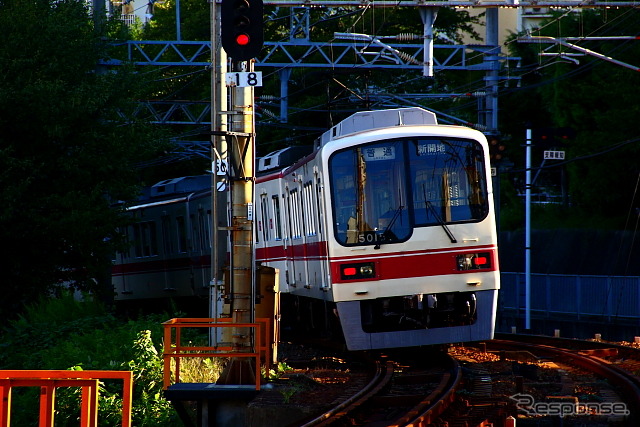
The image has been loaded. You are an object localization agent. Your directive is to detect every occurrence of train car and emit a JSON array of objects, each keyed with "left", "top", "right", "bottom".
[
  {"left": 112, "top": 107, "right": 500, "bottom": 350},
  {"left": 111, "top": 176, "right": 213, "bottom": 313}
]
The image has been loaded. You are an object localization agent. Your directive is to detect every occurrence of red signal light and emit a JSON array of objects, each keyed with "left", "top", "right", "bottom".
[
  {"left": 236, "top": 33, "right": 250, "bottom": 46},
  {"left": 221, "top": 0, "right": 264, "bottom": 61}
]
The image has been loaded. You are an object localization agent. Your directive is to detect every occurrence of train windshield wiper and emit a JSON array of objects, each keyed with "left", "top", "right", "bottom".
[
  {"left": 425, "top": 200, "right": 457, "bottom": 243},
  {"left": 375, "top": 205, "right": 404, "bottom": 249}
]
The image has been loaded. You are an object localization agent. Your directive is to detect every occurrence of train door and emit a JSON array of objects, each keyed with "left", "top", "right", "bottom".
[
  {"left": 313, "top": 168, "right": 330, "bottom": 289},
  {"left": 259, "top": 192, "right": 270, "bottom": 260},
  {"left": 302, "top": 178, "right": 316, "bottom": 288},
  {"left": 284, "top": 184, "right": 298, "bottom": 288}
]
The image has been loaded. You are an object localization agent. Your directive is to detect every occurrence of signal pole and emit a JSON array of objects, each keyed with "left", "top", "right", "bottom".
[{"left": 216, "top": 0, "right": 263, "bottom": 386}]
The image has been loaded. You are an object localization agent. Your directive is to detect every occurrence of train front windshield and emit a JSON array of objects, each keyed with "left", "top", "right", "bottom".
[{"left": 330, "top": 137, "right": 488, "bottom": 246}]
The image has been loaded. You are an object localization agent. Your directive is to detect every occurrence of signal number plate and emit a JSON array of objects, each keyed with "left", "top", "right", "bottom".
[{"left": 225, "top": 72, "right": 263, "bottom": 87}]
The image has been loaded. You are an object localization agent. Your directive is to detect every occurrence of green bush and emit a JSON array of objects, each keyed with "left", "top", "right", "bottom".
[{"left": 0, "top": 294, "right": 182, "bottom": 426}]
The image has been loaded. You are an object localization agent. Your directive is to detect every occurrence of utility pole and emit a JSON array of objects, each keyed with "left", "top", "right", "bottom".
[
  {"left": 210, "top": 0, "right": 229, "bottom": 341},
  {"left": 525, "top": 128, "right": 532, "bottom": 331}
]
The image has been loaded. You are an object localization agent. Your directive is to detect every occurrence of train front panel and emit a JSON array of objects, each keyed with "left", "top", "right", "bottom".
[{"left": 320, "top": 123, "right": 500, "bottom": 350}]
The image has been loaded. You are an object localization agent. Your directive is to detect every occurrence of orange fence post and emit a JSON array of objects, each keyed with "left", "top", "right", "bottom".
[
  {"left": 79, "top": 381, "right": 99, "bottom": 427},
  {"left": 0, "top": 371, "right": 133, "bottom": 427},
  {"left": 39, "top": 384, "right": 55, "bottom": 427},
  {"left": 0, "top": 379, "right": 11, "bottom": 427},
  {"left": 162, "top": 318, "right": 273, "bottom": 391}
]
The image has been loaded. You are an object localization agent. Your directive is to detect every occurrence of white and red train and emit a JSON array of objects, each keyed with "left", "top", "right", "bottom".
[{"left": 112, "top": 107, "right": 500, "bottom": 350}]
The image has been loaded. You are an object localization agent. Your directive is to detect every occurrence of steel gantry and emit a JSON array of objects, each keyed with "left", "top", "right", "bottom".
[
  {"left": 107, "top": 2, "right": 521, "bottom": 132},
  {"left": 108, "top": 0, "right": 640, "bottom": 144}
]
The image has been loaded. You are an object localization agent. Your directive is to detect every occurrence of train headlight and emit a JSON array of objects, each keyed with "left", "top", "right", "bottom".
[
  {"left": 456, "top": 252, "right": 491, "bottom": 271},
  {"left": 340, "top": 262, "right": 376, "bottom": 280}
]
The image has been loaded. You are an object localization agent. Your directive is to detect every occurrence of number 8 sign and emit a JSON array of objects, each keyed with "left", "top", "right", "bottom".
[{"left": 225, "top": 72, "right": 263, "bottom": 87}]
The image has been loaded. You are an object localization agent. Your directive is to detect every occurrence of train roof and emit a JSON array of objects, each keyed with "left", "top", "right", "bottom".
[
  {"left": 255, "top": 108, "right": 440, "bottom": 176},
  {"left": 150, "top": 175, "right": 211, "bottom": 198},
  {"left": 317, "top": 107, "right": 438, "bottom": 146},
  {"left": 256, "top": 145, "right": 313, "bottom": 175},
  {"left": 123, "top": 175, "right": 211, "bottom": 210}
]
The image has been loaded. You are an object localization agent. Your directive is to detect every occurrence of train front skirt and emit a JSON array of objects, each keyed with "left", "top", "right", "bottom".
[{"left": 336, "top": 289, "right": 498, "bottom": 350}]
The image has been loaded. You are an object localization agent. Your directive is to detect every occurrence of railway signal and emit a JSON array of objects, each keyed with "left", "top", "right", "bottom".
[
  {"left": 532, "top": 127, "right": 576, "bottom": 148},
  {"left": 221, "top": 0, "right": 264, "bottom": 61},
  {"left": 488, "top": 135, "right": 506, "bottom": 162}
]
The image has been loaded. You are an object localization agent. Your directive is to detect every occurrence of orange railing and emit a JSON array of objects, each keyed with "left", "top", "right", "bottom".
[
  {"left": 0, "top": 370, "right": 133, "bottom": 427},
  {"left": 162, "top": 318, "right": 271, "bottom": 391}
]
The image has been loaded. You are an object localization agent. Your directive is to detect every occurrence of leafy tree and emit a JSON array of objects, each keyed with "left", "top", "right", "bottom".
[
  {"left": 501, "top": 9, "right": 640, "bottom": 228},
  {"left": 139, "top": 3, "right": 486, "bottom": 156},
  {"left": 0, "top": 0, "right": 167, "bottom": 318}
]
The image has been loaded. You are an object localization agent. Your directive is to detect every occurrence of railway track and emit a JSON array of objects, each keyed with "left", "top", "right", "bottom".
[
  {"left": 299, "top": 349, "right": 466, "bottom": 426},
  {"left": 487, "top": 334, "right": 640, "bottom": 424},
  {"left": 281, "top": 334, "right": 640, "bottom": 426}
]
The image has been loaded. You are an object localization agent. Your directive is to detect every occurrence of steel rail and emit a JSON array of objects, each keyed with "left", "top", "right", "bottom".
[
  {"left": 489, "top": 338, "right": 640, "bottom": 420},
  {"left": 392, "top": 356, "right": 463, "bottom": 426},
  {"left": 299, "top": 359, "right": 395, "bottom": 426}
]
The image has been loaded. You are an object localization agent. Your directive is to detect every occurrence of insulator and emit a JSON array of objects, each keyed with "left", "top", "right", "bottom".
[
  {"left": 397, "top": 51, "right": 422, "bottom": 65},
  {"left": 471, "top": 91, "right": 487, "bottom": 97},
  {"left": 259, "top": 95, "right": 279, "bottom": 101},
  {"left": 261, "top": 108, "right": 278, "bottom": 119},
  {"left": 395, "top": 33, "right": 422, "bottom": 41}
]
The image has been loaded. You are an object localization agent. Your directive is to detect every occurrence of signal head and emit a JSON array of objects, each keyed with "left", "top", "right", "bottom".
[{"left": 221, "top": 0, "right": 264, "bottom": 61}]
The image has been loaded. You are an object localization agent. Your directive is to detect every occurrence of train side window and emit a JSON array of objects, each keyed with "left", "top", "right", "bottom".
[
  {"left": 176, "top": 216, "right": 187, "bottom": 253},
  {"left": 289, "top": 188, "right": 301, "bottom": 239},
  {"left": 272, "top": 195, "right": 282, "bottom": 240},
  {"left": 161, "top": 215, "right": 172, "bottom": 255},
  {"left": 260, "top": 194, "right": 270, "bottom": 241},
  {"left": 116, "top": 226, "right": 131, "bottom": 260},
  {"left": 303, "top": 181, "right": 317, "bottom": 236},
  {"left": 190, "top": 214, "right": 199, "bottom": 252},
  {"left": 198, "top": 209, "right": 210, "bottom": 251},
  {"left": 133, "top": 221, "right": 158, "bottom": 258},
  {"left": 284, "top": 191, "right": 292, "bottom": 241}
]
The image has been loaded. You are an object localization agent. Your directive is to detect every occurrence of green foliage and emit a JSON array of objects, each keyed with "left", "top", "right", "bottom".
[
  {"left": 0, "top": 295, "right": 181, "bottom": 425},
  {"left": 265, "top": 361, "right": 293, "bottom": 380},
  {"left": 0, "top": 0, "right": 170, "bottom": 318},
  {"left": 0, "top": 293, "right": 114, "bottom": 369},
  {"left": 137, "top": 2, "right": 487, "bottom": 158},
  {"left": 501, "top": 9, "right": 640, "bottom": 228}
]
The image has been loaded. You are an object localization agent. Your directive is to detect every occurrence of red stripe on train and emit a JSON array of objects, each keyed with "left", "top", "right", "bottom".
[
  {"left": 256, "top": 241, "right": 497, "bottom": 282},
  {"left": 112, "top": 255, "right": 210, "bottom": 276},
  {"left": 330, "top": 249, "right": 497, "bottom": 283}
]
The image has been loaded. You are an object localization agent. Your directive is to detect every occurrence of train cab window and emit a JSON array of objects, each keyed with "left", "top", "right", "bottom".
[
  {"left": 409, "top": 138, "right": 488, "bottom": 225},
  {"left": 330, "top": 137, "right": 488, "bottom": 246},
  {"left": 272, "top": 195, "right": 282, "bottom": 240},
  {"left": 330, "top": 141, "right": 411, "bottom": 246}
]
